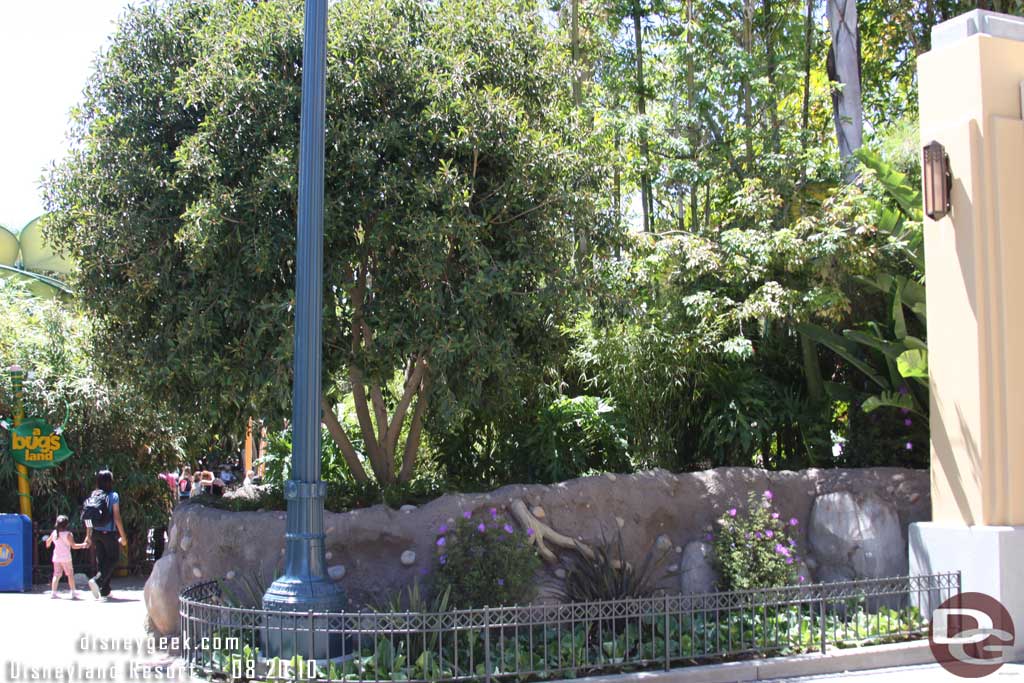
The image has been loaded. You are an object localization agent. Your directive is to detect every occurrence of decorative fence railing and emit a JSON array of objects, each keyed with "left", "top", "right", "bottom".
[{"left": 179, "top": 572, "right": 959, "bottom": 682}]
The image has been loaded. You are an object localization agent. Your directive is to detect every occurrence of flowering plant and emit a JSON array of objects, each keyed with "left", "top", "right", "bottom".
[
  {"left": 712, "top": 490, "right": 803, "bottom": 590},
  {"left": 434, "top": 508, "right": 541, "bottom": 608}
]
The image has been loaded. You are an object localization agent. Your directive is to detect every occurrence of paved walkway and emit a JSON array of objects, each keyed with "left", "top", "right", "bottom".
[
  {"left": 766, "top": 661, "right": 1024, "bottom": 681},
  {"left": 0, "top": 578, "right": 190, "bottom": 681}
]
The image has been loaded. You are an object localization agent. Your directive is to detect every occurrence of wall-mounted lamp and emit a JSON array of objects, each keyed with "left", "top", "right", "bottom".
[{"left": 922, "top": 140, "right": 952, "bottom": 221}]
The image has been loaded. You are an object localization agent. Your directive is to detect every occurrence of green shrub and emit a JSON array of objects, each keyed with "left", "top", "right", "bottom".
[
  {"left": 712, "top": 490, "right": 803, "bottom": 591},
  {"left": 433, "top": 509, "right": 541, "bottom": 608}
]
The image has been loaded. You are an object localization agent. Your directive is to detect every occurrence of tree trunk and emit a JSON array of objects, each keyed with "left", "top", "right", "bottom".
[
  {"left": 632, "top": 0, "right": 653, "bottom": 232},
  {"left": 763, "top": 0, "right": 780, "bottom": 155},
  {"left": 741, "top": 0, "right": 755, "bottom": 170},
  {"left": 800, "top": 0, "right": 814, "bottom": 184},
  {"left": 325, "top": 262, "right": 431, "bottom": 486},
  {"left": 571, "top": 0, "right": 581, "bottom": 107},
  {"left": 320, "top": 395, "right": 370, "bottom": 483},
  {"left": 686, "top": 0, "right": 699, "bottom": 232},
  {"left": 826, "top": 0, "right": 863, "bottom": 175}
]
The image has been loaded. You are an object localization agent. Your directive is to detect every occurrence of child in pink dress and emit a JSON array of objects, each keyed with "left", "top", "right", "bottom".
[{"left": 45, "top": 515, "right": 88, "bottom": 599}]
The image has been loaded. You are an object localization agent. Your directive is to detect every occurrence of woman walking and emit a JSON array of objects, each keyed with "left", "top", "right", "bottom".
[{"left": 83, "top": 469, "right": 127, "bottom": 600}]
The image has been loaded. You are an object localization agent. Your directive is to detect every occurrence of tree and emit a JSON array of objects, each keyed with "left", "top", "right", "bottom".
[{"left": 45, "top": 0, "right": 602, "bottom": 486}]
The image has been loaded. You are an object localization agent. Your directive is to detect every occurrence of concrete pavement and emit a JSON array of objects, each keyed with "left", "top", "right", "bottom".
[
  {"left": 0, "top": 578, "right": 192, "bottom": 681},
  {"left": 764, "top": 661, "right": 1024, "bottom": 681}
]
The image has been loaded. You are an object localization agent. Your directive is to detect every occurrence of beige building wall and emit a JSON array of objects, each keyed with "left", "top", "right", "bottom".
[{"left": 919, "top": 26, "right": 1024, "bottom": 526}]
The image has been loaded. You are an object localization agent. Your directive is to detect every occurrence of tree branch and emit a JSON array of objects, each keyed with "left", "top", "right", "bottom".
[
  {"left": 349, "top": 261, "right": 387, "bottom": 481},
  {"left": 398, "top": 379, "right": 428, "bottom": 484},
  {"left": 384, "top": 355, "right": 427, "bottom": 459},
  {"left": 320, "top": 395, "right": 370, "bottom": 483}
]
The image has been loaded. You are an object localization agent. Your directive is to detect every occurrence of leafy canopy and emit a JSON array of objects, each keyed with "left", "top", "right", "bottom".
[{"left": 45, "top": 0, "right": 604, "bottom": 478}]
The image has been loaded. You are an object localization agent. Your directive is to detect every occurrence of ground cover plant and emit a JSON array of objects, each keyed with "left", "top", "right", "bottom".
[{"left": 205, "top": 600, "right": 928, "bottom": 682}]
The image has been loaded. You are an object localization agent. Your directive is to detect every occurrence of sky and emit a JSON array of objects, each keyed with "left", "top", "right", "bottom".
[{"left": 0, "top": 0, "right": 130, "bottom": 232}]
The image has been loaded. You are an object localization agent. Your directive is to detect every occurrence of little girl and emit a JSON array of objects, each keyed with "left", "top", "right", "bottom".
[{"left": 45, "top": 515, "right": 88, "bottom": 599}]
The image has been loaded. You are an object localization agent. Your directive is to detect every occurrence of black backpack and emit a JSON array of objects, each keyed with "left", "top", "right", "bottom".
[{"left": 81, "top": 489, "right": 112, "bottom": 527}]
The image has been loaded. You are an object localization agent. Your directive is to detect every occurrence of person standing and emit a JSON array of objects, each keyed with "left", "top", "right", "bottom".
[
  {"left": 178, "top": 467, "right": 192, "bottom": 500},
  {"left": 83, "top": 469, "right": 127, "bottom": 600}
]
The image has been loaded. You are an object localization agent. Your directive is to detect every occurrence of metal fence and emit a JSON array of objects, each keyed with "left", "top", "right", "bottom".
[{"left": 179, "top": 572, "right": 959, "bottom": 682}]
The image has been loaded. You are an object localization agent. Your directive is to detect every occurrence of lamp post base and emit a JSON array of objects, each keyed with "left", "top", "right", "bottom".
[{"left": 262, "top": 573, "right": 348, "bottom": 660}]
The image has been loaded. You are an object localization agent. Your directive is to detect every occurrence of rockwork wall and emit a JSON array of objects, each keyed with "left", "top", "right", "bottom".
[{"left": 145, "top": 467, "right": 928, "bottom": 635}]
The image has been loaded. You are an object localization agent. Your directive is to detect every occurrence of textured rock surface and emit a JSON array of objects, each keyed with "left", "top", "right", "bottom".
[
  {"left": 808, "top": 491, "right": 907, "bottom": 581},
  {"left": 146, "top": 466, "right": 928, "bottom": 635},
  {"left": 679, "top": 541, "right": 718, "bottom": 594}
]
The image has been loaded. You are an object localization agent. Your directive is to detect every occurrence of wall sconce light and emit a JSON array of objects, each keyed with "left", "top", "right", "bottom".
[{"left": 922, "top": 140, "right": 952, "bottom": 221}]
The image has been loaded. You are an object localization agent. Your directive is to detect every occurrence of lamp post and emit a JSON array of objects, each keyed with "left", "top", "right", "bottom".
[{"left": 262, "top": 0, "right": 346, "bottom": 658}]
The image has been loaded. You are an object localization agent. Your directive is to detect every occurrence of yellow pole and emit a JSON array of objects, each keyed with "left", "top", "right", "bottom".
[
  {"left": 10, "top": 365, "right": 31, "bottom": 518},
  {"left": 243, "top": 416, "right": 253, "bottom": 475}
]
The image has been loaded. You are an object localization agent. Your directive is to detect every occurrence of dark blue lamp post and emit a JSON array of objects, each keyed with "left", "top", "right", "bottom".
[{"left": 262, "top": 0, "right": 347, "bottom": 658}]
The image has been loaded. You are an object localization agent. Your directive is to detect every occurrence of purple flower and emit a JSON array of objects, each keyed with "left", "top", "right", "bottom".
[
  {"left": 489, "top": 508, "right": 498, "bottom": 519},
  {"left": 744, "top": 532, "right": 751, "bottom": 540},
  {"left": 775, "top": 543, "right": 786, "bottom": 554},
  {"left": 727, "top": 508, "right": 737, "bottom": 517},
  {"left": 904, "top": 418, "right": 913, "bottom": 427},
  {"left": 905, "top": 442, "right": 914, "bottom": 451},
  {"left": 439, "top": 554, "right": 447, "bottom": 565},
  {"left": 526, "top": 528, "right": 534, "bottom": 537},
  {"left": 497, "top": 578, "right": 505, "bottom": 586},
  {"left": 798, "top": 575, "right": 806, "bottom": 583},
  {"left": 771, "top": 512, "right": 780, "bottom": 520},
  {"left": 439, "top": 524, "right": 448, "bottom": 534},
  {"left": 789, "top": 518, "right": 799, "bottom": 526},
  {"left": 463, "top": 511, "right": 472, "bottom": 519},
  {"left": 477, "top": 523, "right": 486, "bottom": 533},
  {"left": 763, "top": 490, "right": 773, "bottom": 501},
  {"left": 704, "top": 532, "right": 714, "bottom": 542},
  {"left": 503, "top": 524, "right": 514, "bottom": 534},
  {"left": 755, "top": 532, "right": 763, "bottom": 540},
  {"left": 765, "top": 529, "right": 774, "bottom": 539},
  {"left": 436, "top": 536, "right": 446, "bottom": 547},
  {"left": 786, "top": 557, "right": 794, "bottom": 565},
  {"left": 900, "top": 408, "right": 910, "bottom": 415},
  {"left": 788, "top": 538, "right": 797, "bottom": 547}
]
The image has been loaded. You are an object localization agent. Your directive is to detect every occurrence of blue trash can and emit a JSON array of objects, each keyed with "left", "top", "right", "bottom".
[{"left": 0, "top": 514, "right": 32, "bottom": 592}]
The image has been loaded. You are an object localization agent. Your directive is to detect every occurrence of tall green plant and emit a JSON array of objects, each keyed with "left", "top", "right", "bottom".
[{"left": 799, "top": 149, "right": 927, "bottom": 419}]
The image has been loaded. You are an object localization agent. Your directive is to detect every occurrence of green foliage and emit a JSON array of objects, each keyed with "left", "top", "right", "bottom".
[
  {"left": 437, "top": 393, "right": 631, "bottom": 490},
  {"left": 563, "top": 532, "right": 666, "bottom": 603},
  {"left": 216, "top": 603, "right": 927, "bottom": 681},
  {"left": 797, "top": 150, "right": 928, "bottom": 466},
  {"left": 0, "top": 282, "right": 184, "bottom": 564},
  {"left": 45, "top": 0, "right": 605, "bottom": 486},
  {"left": 433, "top": 509, "right": 541, "bottom": 608},
  {"left": 713, "top": 490, "right": 803, "bottom": 591},
  {"left": 373, "top": 577, "right": 452, "bottom": 614}
]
